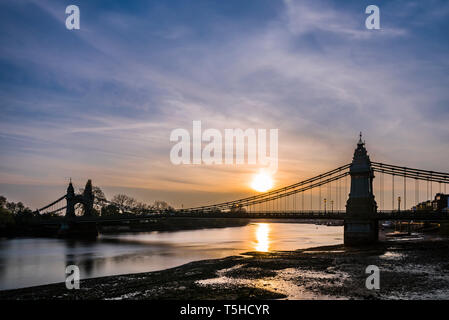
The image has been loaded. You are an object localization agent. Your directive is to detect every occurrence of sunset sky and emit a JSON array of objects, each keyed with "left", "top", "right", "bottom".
[{"left": 1, "top": 0, "right": 448, "bottom": 209}]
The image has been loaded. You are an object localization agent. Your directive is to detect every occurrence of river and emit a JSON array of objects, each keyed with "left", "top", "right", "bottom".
[{"left": 0, "top": 222, "right": 343, "bottom": 290}]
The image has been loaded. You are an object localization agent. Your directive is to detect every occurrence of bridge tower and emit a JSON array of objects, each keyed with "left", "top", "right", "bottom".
[
  {"left": 344, "top": 133, "right": 379, "bottom": 245},
  {"left": 61, "top": 179, "right": 98, "bottom": 238},
  {"left": 65, "top": 179, "right": 94, "bottom": 217}
]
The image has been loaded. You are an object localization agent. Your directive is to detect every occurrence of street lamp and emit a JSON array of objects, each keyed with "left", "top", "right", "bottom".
[
  {"left": 331, "top": 200, "right": 334, "bottom": 213},
  {"left": 398, "top": 196, "right": 401, "bottom": 212},
  {"left": 324, "top": 198, "right": 327, "bottom": 213}
]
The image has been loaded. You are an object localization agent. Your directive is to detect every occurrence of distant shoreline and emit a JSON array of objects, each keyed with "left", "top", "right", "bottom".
[{"left": 1, "top": 217, "right": 343, "bottom": 239}]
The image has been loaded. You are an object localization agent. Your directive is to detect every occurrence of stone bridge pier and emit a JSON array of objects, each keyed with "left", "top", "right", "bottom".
[{"left": 344, "top": 134, "right": 379, "bottom": 245}]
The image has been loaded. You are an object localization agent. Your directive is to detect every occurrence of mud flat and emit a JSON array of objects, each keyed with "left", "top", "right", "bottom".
[{"left": 2, "top": 238, "right": 449, "bottom": 300}]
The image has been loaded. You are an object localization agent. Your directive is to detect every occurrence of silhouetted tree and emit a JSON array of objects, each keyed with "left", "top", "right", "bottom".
[
  {"left": 132, "top": 202, "right": 152, "bottom": 215},
  {"left": 111, "top": 194, "right": 138, "bottom": 213},
  {"left": 107, "top": 193, "right": 174, "bottom": 215},
  {"left": 111, "top": 194, "right": 128, "bottom": 209},
  {"left": 0, "top": 196, "right": 34, "bottom": 230},
  {"left": 0, "top": 196, "right": 15, "bottom": 231},
  {"left": 0, "top": 196, "right": 6, "bottom": 208},
  {"left": 101, "top": 204, "right": 120, "bottom": 216},
  {"left": 153, "top": 200, "right": 172, "bottom": 211},
  {"left": 0, "top": 208, "right": 15, "bottom": 231}
]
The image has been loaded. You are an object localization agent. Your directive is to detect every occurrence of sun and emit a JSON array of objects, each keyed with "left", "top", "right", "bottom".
[{"left": 251, "top": 171, "right": 274, "bottom": 192}]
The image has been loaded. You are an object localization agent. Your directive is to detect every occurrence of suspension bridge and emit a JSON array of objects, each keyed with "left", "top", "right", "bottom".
[{"left": 32, "top": 134, "right": 449, "bottom": 244}]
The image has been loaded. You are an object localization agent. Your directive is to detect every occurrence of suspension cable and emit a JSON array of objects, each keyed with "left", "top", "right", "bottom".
[{"left": 183, "top": 164, "right": 350, "bottom": 211}]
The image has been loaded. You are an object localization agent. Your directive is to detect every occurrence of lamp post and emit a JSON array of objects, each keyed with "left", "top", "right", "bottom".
[
  {"left": 331, "top": 200, "right": 334, "bottom": 213},
  {"left": 324, "top": 198, "right": 327, "bottom": 213}
]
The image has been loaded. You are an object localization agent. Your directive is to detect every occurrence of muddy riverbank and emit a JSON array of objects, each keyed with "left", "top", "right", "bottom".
[{"left": 1, "top": 237, "right": 449, "bottom": 300}]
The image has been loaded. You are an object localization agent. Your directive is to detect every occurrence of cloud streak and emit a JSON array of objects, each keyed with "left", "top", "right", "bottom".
[{"left": 0, "top": 0, "right": 448, "bottom": 208}]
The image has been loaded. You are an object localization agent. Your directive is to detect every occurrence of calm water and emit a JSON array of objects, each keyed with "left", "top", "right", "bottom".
[{"left": 0, "top": 222, "right": 343, "bottom": 290}]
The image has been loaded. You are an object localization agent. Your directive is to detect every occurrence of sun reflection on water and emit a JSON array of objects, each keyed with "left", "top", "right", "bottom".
[{"left": 255, "top": 223, "right": 270, "bottom": 252}]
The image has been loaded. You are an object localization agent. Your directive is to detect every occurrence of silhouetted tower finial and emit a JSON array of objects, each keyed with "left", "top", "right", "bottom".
[{"left": 66, "top": 180, "right": 76, "bottom": 217}]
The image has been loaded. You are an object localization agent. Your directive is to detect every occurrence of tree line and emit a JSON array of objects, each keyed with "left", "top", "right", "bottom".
[
  {"left": 0, "top": 186, "right": 174, "bottom": 232},
  {"left": 86, "top": 186, "right": 174, "bottom": 216},
  {"left": 0, "top": 195, "right": 34, "bottom": 232}
]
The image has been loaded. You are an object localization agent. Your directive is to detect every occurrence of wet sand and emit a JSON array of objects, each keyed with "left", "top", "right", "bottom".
[{"left": 1, "top": 237, "right": 449, "bottom": 300}]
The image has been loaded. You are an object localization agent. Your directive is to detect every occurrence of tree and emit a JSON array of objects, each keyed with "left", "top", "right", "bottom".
[
  {"left": 0, "top": 196, "right": 34, "bottom": 232},
  {"left": 16, "top": 202, "right": 25, "bottom": 213},
  {"left": 132, "top": 202, "right": 152, "bottom": 215},
  {"left": 74, "top": 203, "right": 84, "bottom": 216},
  {"left": 124, "top": 197, "right": 137, "bottom": 209},
  {"left": 109, "top": 194, "right": 174, "bottom": 215},
  {"left": 111, "top": 194, "right": 128, "bottom": 209},
  {"left": 111, "top": 194, "right": 139, "bottom": 213},
  {"left": 111, "top": 194, "right": 127, "bottom": 212},
  {"left": 153, "top": 200, "right": 169, "bottom": 210},
  {"left": 0, "top": 196, "right": 15, "bottom": 231},
  {"left": 6, "top": 202, "right": 17, "bottom": 214},
  {"left": 0, "top": 206, "right": 15, "bottom": 230},
  {"left": 0, "top": 196, "right": 6, "bottom": 208},
  {"left": 101, "top": 204, "right": 120, "bottom": 216}
]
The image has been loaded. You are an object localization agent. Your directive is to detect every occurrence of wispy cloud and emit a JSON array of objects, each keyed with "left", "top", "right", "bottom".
[{"left": 0, "top": 0, "right": 448, "bottom": 208}]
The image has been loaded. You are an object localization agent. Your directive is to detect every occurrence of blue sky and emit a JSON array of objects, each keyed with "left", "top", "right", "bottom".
[{"left": 0, "top": 0, "right": 448, "bottom": 209}]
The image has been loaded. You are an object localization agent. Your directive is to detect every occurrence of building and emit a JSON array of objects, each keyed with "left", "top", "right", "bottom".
[
  {"left": 433, "top": 193, "right": 449, "bottom": 211},
  {"left": 414, "top": 193, "right": 448, "bottom": 212}
]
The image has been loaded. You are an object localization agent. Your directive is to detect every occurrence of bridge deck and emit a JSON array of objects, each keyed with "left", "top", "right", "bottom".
[{"left": 36, "top": 210, "right": 449, "bottom": 224}]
